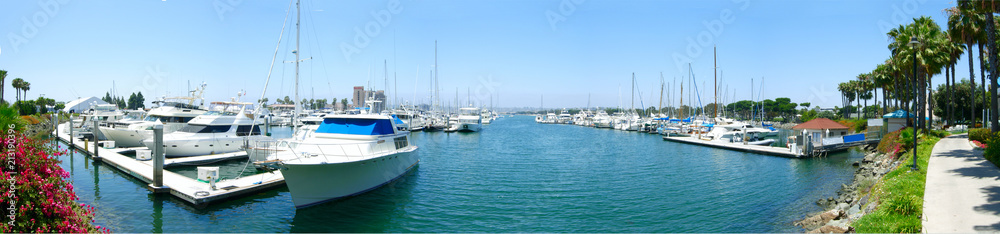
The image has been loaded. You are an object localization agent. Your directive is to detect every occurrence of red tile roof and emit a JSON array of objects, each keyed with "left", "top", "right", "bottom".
[{"left": 792, "top": 118, "right": 849, "bottom": 130}]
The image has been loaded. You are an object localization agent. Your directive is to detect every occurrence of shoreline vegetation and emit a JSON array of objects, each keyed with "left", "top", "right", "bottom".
[
  {"left": 794, "top": 129, "right": 945, "bottom": 233},
  {"left": 0, "top": 104, "right": 108, "bottom": 233}
]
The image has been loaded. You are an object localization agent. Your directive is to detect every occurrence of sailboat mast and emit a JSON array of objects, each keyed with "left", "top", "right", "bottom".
[
  {"left": 714, "top": 46, "right": 717, "bottom": 118},
  {"left": 293, "top": 0, "right": 301, "bottom": 125},
  {"left": 631, "top": 73, "right": 635, "bottom": 112},
  {"left": 434, "top": 41, "right": 439, "bottom": 111},
  {"left": 659, "top": 72, "right": 664, "bottom": 116}
]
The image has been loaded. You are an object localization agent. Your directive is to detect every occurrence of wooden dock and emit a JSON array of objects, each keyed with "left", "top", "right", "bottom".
[
  {"left": 662, "top": 136, "right": 804, "bottom": 158},
  {"left": 55, "top": 124, "right": 286, "bottom": 208}
]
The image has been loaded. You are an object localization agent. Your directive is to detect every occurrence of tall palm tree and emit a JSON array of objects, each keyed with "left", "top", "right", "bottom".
[
  {"left": 889, "top": 16, "right": 950, "bottom": 129},
  {"left": 948, "top": 6, "right": 984, "bottom": 126},
  {"left": 0, "top": 70, "right": 6, "bottom": 105},
  {"left": 21, "top": 82, "right": 29, "bottom": 104},
  {"left": 11, "top": 78, "right": 23, "bottom": 103},
  {"left": 857, "top": 73, "right": 874, "bottom": 119},
  {"left": 945, "top": 36, "right": 966, "bottom": 125},
  {"left": 838, "top": 82, "right": 854, "bottom": 118}
]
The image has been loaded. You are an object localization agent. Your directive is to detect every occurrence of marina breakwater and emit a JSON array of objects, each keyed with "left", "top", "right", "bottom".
[{"left": 794, "top": 145, "right": 899, "bottom": 233}]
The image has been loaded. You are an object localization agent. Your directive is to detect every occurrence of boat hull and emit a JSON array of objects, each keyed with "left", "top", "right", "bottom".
[
  {"left": 458, "top": 123, "right": 481, "bottom": 132},
  {"left": 100, "top": 128, "right": 152, "bottom": 148},
  {"left": 144, "top": 135, "right": 246, "bottom": 157},
  {"left": 281, "top": 149, "right": 420, "bottom": 208}
]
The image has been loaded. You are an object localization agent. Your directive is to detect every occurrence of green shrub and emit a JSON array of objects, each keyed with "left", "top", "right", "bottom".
[
  {"left": 927, "top": 129, "right": 949, "bottom": 138},
  {"left": 898, "top": 127, "right": 923, "bottom": 151},
  {"left": 837, "top": 119, "right": 868, "bottom": 133},
  {"left": 985, "top": 132, "right": 1000, "bottom": 167},
  {"left": 970, "top": 128, "right": 991, "bottom": 142}
]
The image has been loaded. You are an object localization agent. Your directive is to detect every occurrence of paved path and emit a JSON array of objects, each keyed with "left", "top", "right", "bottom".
[{"left": 923, "top": 134, "right": 1000, "bottom": 233}]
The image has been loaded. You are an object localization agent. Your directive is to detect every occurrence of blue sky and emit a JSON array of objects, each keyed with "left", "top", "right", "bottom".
[{"left": 0, "top": 0, "right": 961, "bottom": 110}]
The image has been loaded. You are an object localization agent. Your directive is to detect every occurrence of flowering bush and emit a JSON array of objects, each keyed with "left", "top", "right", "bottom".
[
  {"left": 0, "top": 132, "right": 109, "bottom": 233},
  {"left": 973, "top": 140, "right": 988, "bottom": 149},
  {"left": 877, "top": 129, "right": 904, "bottom": 158}
]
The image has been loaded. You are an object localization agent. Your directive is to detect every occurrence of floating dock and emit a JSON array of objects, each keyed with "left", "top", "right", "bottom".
[
  {"left": 662, "top": 136, "right": 804, "bottom": 158},
  {"left": 54, "top": 124, "right": 285, "bottom": 208}
]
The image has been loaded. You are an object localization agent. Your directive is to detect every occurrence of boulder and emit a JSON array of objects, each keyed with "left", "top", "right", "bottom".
[
  {"left": 848, "top": 205, "right": 861, "bottom": 216},
  {"left": 807, "top": 224, "right": 851, "bottom": 233}
]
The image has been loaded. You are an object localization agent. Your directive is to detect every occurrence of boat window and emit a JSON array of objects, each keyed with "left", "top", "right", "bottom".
[
  {"left": 394, "top": 136, "right": 408, "bottom": 149},
  {"left": 178, "top": 125, "right": 231, "bottom": 133},
  {"left": 316, "top": 118, "right": 395, "bottom": 135},
  {"left": 235, "top": 125, "right": 262, "bottom": 136}
]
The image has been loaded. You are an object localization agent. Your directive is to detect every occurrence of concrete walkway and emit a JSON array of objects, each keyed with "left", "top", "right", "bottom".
[{"left": 923, "top": 134, "right": 1000, "bottom": 233}]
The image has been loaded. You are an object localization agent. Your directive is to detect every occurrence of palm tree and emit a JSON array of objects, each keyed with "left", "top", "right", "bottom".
[
  {"left": 948, "top": 6, "right": 983, "bottom": 126},
  {"left": 889, "top": 16, "right": 950, "bottom": 129},
  {"left": 945, "top": 36, "right": 966, "bottom": 125},
  {"left": 11, "top": 78, "right": 23, "bottom": 103},
  {"left": 21, "top": 82, "right": 29, "bottom": 104},
  {"left": 0, "top": 70, "right": 6, "bottom": 105},
  {"left": 857, "top": 73, "right": 874, "bottom": 119},
  {"left": 838, "top": 82, "right": 855, "bottom": 118}
]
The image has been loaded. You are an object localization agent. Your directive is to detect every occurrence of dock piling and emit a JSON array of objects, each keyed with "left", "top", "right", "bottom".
[
  {"left": 148, "top": 124, "right": 168, "bottom": 193},
  {"left": 92, "top": 119, "right": 100, "bottom": 160},
  {"left": 69, "top": 117, "right": 73, "bottom": 146},
  {"left": 264, "top": 118, "right": 269, "bottom": 136}
]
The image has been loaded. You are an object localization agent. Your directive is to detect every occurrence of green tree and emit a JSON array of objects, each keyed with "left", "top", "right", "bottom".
[
  {"left": 341, "top": 98, "right": 347, "bottom": 108},
  {"left": 21, "top": 81, "right": 29, "bottom": 104},
  {"left": 135, "top": 92, "right": 145, "bottom": 109},
  {"left": 889, "top": 16, "right": 951, "bottom": 129},
  {"left": 11, "top": 78, "right": 24, "bottom": 103},
  {"left": 0, "top": 69, "right": 6, "bottom": 104},
  {"left": 948, "top": 6, "right": 983, "bottom": 127},
  {"left": 127, "top": 93, "right": 137, "bottom": 110}
]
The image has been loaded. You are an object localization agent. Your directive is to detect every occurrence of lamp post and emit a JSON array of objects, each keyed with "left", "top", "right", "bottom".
[{"left": 908, "top": 36, "right": 921, "bottom": 171}]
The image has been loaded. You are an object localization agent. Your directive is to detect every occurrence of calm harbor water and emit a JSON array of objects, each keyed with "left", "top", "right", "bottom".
[{"left": 55, "top": 115, "right": 862, "bottom": 232}]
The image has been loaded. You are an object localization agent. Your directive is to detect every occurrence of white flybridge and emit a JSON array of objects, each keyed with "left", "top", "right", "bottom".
[{"left": 100, "top": 83, "right": 209, "bottom": 147}]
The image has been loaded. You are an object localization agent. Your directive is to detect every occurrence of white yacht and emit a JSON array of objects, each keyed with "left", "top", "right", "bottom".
[
  {"left": 392, "top": 107, "right": 425, "bottom": 131},
  {"left": 99, "top": 89, "right": 209, "bottom": 148},
  {"left": 593, "top": 112, "right": 612, "bottom": 128},
  {"left": 142, "top": 102, "right": 263, "bottom": 157},
  {"left": 456, "top": 107, "right": 482, "bottom": 132},
  {"left": 699, "top": 123, "right": 776, "bottom": 146},
  {"left": 254, "top": 113, "right": 418, "bottom": 208}
]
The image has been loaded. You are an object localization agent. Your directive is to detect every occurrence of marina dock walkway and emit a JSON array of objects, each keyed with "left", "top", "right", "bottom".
[
  {"left": 54, "top": 125, "right": 286, "bottom": 208},
  {"left": 923, "top": 134, "right": 1000, "bottom": 232}
]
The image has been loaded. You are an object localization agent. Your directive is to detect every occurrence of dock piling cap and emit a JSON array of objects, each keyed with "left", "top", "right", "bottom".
[{"left": 153, "top": 124, "right": 163, "bottom": 130}]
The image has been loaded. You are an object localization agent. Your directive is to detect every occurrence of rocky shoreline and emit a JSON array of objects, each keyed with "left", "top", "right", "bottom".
[{"left": 793, "top": 145, "right": 902, "bottom": 233}]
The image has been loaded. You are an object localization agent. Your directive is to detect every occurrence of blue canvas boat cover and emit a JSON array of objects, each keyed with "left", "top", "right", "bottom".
[{"left": 316, "top": 118, "right": 395, "bottom": 135}]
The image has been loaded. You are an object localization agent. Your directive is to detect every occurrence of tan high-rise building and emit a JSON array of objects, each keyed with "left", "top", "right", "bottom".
[{"left": 352, "top": 86, "right": 365, "bottom": 108}]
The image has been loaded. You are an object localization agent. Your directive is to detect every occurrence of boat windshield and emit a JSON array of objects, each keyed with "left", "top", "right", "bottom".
[
  {"left": 203, "top": 111, "right": 235, "bottom": 116},
  {"left": 316, "top": 118, "right": 395, "bottom": 135},
  {"left": 178, "top": 124, "right": 231, "bottom": 133}
]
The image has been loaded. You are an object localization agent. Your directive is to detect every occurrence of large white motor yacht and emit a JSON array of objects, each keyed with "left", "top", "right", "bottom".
[{"left": 254, "top": 113, "right": 419, "bottom": 208}]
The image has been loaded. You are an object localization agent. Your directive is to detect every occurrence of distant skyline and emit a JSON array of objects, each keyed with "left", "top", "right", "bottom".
[{"left": 0, "top": 0, "right": 963, "bottom": 110}]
